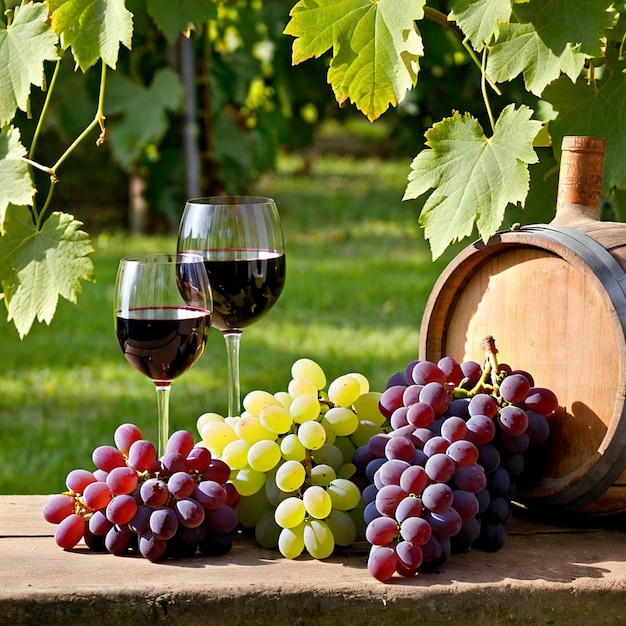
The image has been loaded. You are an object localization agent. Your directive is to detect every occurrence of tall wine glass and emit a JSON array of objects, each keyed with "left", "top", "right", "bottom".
[
  {"left": 177, "top": 196, "right": 286, "bottom": 417},
  {"left": 114, "top": 253, "right": 212, "bottom": 455}
]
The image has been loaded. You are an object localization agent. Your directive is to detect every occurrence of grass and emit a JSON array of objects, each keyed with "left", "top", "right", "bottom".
[{"left": 0, "top": 153, "right": 464, "bottom": 494}]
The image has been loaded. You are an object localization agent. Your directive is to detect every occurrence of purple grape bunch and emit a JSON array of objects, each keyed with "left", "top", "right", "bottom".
[
  {"left": 43, "top": 423, "right": 240, "bottom": 561},
  {"left": 354, "top": 345, "right": 558, "bottom": 582}
]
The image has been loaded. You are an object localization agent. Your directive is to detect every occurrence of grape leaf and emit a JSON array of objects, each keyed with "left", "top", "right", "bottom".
[
  {"left": 486, "top": 0, "right": 616, "bottom": 96},
  {"left": 104, "top": 68, "right": 185, "bottom": 170},
  {"left": 0, "top": 126, "right": 35, "bottom": 233},
  {"left": 49, "top": 0, "right": 133, "bottom": 71},
  {"left": 146, "top": 0, "right": 217, "bottom": 43},
  {"left": 0, "top": 205, "right": 94, "bottom": 338},
  {"left": 284, "top": 0, "right": 425, "bottom": 121},
  {"left": 0, "top": 1, "right": 59, "bottom": 126},
  {"left": 403, "top": 104, "right": 542, "bottom": 259},
  {"left": 449, "top": 0, "right": 512, "bottom": 51},
  {"left": 543, "top": 46, "right": 626, "bottom": 191}
]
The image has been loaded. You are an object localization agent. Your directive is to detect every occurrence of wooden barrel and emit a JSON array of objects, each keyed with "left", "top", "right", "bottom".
[{"left": 419, "top": 137, "right": 626, "bottom": 517}]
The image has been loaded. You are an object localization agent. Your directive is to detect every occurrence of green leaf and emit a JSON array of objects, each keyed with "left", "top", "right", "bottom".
[
  {"left": 146, "top": 0, "right": 217, "bottom": 43},
  {"left": 0, "top": 126, "right": 35, "bottom": 232},
  {"left": 404, "top": 104, "right": 542, "bottom": 259},
  {"left": 0, "top": 206, "right": 94, "bottom": 338},
  {"left": 285, "top": 0, "right": 425, "bottom": 121},
  {"left": 543, "top": 45, "right": 626, "bottom": 191},
  {"left": 449, "top": 0, "right": 512, "bottom": 51},
  {"left": 0, "top": 1, "right": 59, "bottom": 126},
  {"left": 486, "top": 0, "right": 616, "bottom": 96},
  {"left": 104, "top": 68, "right": 185, "bottom": 170},
  {"left": 50, "top": 0, "right": 133, "bottom": 71}
]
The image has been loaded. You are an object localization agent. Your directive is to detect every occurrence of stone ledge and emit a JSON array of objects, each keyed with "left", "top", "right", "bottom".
[{"left": 1, "top": 496, "right": 625, "bottom": 625}]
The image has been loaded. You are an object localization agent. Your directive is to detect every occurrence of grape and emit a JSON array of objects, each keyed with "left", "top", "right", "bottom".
[
  {"left": 243, "top": 389, "right": 282, "bottom": 416},
  {"left": 312, "top": 444, "right": 344, "bottom": 471},
  {"left": 83, "top": 481, "right": 113, "bottom": 510},
  {"left": 275, "top": 460, "right": 306, "bottom": 492},
  {"left": 487, "top": 466, "right": 511, "bottom": 495},
  {"left": 139, "top": 530, "right": 168, "bottom": 561},
  {"left": 200, "top": 421, "right": 238, "bottom": 455},
  {"left": 89, "top": 510, "right": 113, "bottom": 536},
  {"left": 499, "top": 373, "right": 531, "bottom": 403},
  {"left": 477, "top": 522, "right": 507, "bottom": 552},
  {"left": 303, "top": 519, "right": 335, "bottom": 559},
  {"left": 384, "top": 436, "right": 415, "bottom": 462},
  {"left": 221, "top": 439, "right": 250, "bottom": 470},
  {"left": 302, "top": 485, "right": 333, "bottom": 519},
  {"left": 289, "top": 393, "right": 321, "bottom": 423},
  {"left": 406, "top": 401, "right": 435, "bottom": 428},
  {"left": 525, "top": 387, "right": 558, "bottom": 414},
  {"left": 275, "top": 497, "right": 307, "bottom": 528},
  {"left": 419, "top": 382, "right": 451, "bottom": 416},
  {"left": 498, "top": 405, "right": 529, "bottom": 436},
  {"left": 468, "top": 394, "right": 498, "bottom": 418},
  {"left": 278, "top": 523, "right": 306, "bottom": 559},
  {"left": 379, "top": 385, "right": 407, "bottom": 418},
  {"left": 291, "top": 358, "right": 326, "bottom": 390},
  {"left": 166, "top": 429, "right": 196, "bottom": 457},
  {"left": 92, "top": 445, "right": 126, "bottom": 472},
  {"left": 297, "top": 420, "right": 326, "bottom": 450},
  {"left": 437, "top": 356, "right": 464, "bottom": 386},
  {"left": 375, "top": 459, "right": 410, "bottom": 487},
  {"left": 150, "top": 507, "right": 179, "bottom": 540},
  {"left": 424, "top": 453, "right": 455, "bottom": 483},
  {"left": 106, "top": 494, "right": 138, "bottom": 525},
  {"left": 235, "top": 416, "right": 276, "bottom": 443},
  {"left": 106, "top": 466, "right": 139, "bottom": 495},
  {"left": 247, "top": 439, "right": 282, "bottom": 472},
  {"left": 466, "top": 414, "right": 496, "bottom": 445},
  {"left": 310, "top": 464, "right": 336, "bottom": 487},
  {"left": 160, "top": 452, "right": 188, "bottom": 475},
  {"left": 402, "top": 384, "right": 424, "bottom": 407},
  {"left": 255, "top": 510, "right": 282, "bottom": 549},
  {"left": 43, "top": 494, "right": 75, "bottom": 524},
  {"left": 288, "top": 376, "right": 319, "bottom": 398},
  {"left": 460, "top": 360, "right": 482, "bottom": 388},
  {"left": 425, "top": 508, "right": 462, "bottom": 538},
  {"left": 423, "top": 436, "right": 449, "bottom": 457},
  {"left": 202, "top": 459, "right": 231, "bottom": 484},
  {"left": 260, "top": 405, "right": 293, "bottom": 435},
  {"left": 194, "top": 480, "right": 227, "bottom": 509},
  {"left": 399, "top": 465, "right": 428, "bottom": 495},
  {"left": 128, "top": 439, "right": 158, "bottom": 471},
  {"left": 422, "top": 483, "right": 453, "bottom": 513},
  {"left": 105, "top": 523, "right": 133, "bottom": 555},
  {"left": 366, "top": 516, "right": 399, "bottom": 546},
  {"left": 199, "top": 533, "right": 233, "bottom": 557},
  {"left": 280, "top": 433, "right": 307, "bottom": 461},
  {"left": 66, "top": 469, "right": 97, "bottom": 494},
  {"left": 525, "top": 410, "right": 550, "bottom": 446},
  {"left": 375, "top": 484, "right": 405, "bottom": 516},
  {"left": 395, "top": 496, "right": 423, "bottom": 522},
  {"left": 446, "top": 440, "right": 479, "bottom": 467},
  {"left": 499, "top": 431, "right": 529, "bottom": 454},
  {"left": 186, "top": 446, "right": 212, "bottom": 472},
  {"left": 204, "top": 505, "right": 238, "bottom": 534},
  {"left": 114, "top": 423, "right": 143, "bottom": 455},
  {"left": 129, "top": 505, "right": 151, "bottom": 535},
  {"left": 453, "top": 464, "right": 487, "bottom": 493},
  {"left": 451, "top": 490, "right": 479, "bottom": 520},
  {"left": 411, "top": 361, "right": 447, "bottom": 385},
  {"left": 440, "top": 416, "right": 468, "bottom": 442},
  {"left": 174, "top": 498, "right": 205, "bottom": 528},
  {"left": 328, "top": 374, "right": 362, "bottom": 408},
  {"left": 399, "top": 516, "right": 432, "bottom": 544},
  {"left": 326, "top": 478, "right": 362, "bottom": 511},
  {"left": 325, "top": 509, "right": 357, "bottom": 547},
  {"left": 352, "top": 392, "right": 386, "bottom": 425},
  {"left": 140, "top": 478, "right": 169, "bottom": 507},
  {"left": 323, "top": 407, "right": 359, "bottom": 436},
  {"left": 477, "top": 443, "right": 501, "bottom": 473},
  {"left": 367, "top": 545, "right": 398, "bottom": 582}
]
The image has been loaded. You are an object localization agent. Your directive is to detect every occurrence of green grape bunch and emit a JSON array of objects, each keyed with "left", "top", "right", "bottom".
[{"left": 197, "top": 358, "right": 388, "bottom": 559}]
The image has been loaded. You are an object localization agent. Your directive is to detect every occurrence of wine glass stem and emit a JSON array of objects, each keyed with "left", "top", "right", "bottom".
[
  {"left": 224, "top": 331, "right": 242, "bottom": 417},
  {"left": 155, "top": 383, "right": 171, "bottom": 456}
]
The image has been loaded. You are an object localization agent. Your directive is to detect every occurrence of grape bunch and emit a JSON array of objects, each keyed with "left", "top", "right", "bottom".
[
  {"left": 197, "top": 358, "right": 388, "bottom": 559},
  {"left": 43, "top": 424, "right": 239, "bottom": 561},
  {"left": 355, "top": 339, "right": 557, "bottom": 582}
]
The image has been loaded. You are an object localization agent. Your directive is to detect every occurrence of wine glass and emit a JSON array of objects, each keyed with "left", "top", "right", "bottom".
[
  {"left": 114, "top": 253, "right": 212, "bottom": 455},
  {"left": 177, "top": 196, "right": 286, "bottom": 417}
]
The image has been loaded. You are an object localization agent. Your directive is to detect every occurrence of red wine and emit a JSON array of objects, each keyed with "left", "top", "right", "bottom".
[
  {"left": 204, "top": 251, "right": 285, "bottom": 331},
  {"left": 116, "top": 306, "right": 211, "bottom": 382}
]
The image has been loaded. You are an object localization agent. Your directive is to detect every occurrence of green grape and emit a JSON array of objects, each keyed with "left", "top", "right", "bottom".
[
  {"left": 278, "top": 522, "right": 305, "bottom": 559},
  {"left": 297, "top": 420, "right": 326, "bottom": 450},
  {"left": 243, "top": 389, "right": 282, "bottom": 417},
  {"left": 231, "top": 466, "right": 266, "bottom": 496},
  {"left": 236, "top": 489, "right": 273, "bottom": 528},
  {"left": 323, "top": 406, "right": 359, "bottom": 436},
  {"left": 260, "top": 404, "right": 293, "bottom": 435},
  {"left": 304, "top": 519, "right": 335, "bottom": 559},
  {"left": 289, "top": 393, "right": 321, "bottom": 423},
  {"left": 327, "top": 478, "right": 362, "bottom": 511},
  {"left": 348, "top": 502, "right": 367, "bottom": 541},
  {"left": 312, "top": 444, "right": 344, "bottom": 471},
  {"left": 199, "top": 420, "right": 238, "bottom": 455},
  {"left": 247, "top": 439, "right": 281, "bottom": 472},
  {"left": 221, "top": 439, "right": 250, "bottom": 470},
  {"left": 280, "top": 433, "right": 307, "bottom": 461},
  {"left": 274, "top": 391, "right": 293, "bottom": 410},
  {"left": 275, "top": 460, "right": 306, "bottom": 492},
  {"left": 351, "top": 419, "right": 385, "bottom": 448},
  {"left": 275, "top": 496, "right": 307, "bottom": 529},
  {"left": 291, "top": 358, "right": 326, "bottom": 390},
  {"left": 303, "top": 485, "right": 333, "bottom": 519},
  {"left": 310, "top": 464, "right": 337, "bottom": 487},
  {"left": 327, "top": 375, "right": 362, "bottom": 408},
  {"left": 321, "top": 422, "right": 336, "bottom": 445},
  {"left": 288, "top": 377, "right": 318, "bottom": 398},
  {"left": 333, "top": 435, "right": 357, "bottom": 466},
  {"left": 325, "top": 509, "right": 357, "bottom": 547},
  {"left": 235, "top": 416, "right": 276, "bottom": 444},
  {"left": 255, "top": 510, "right": 281, "bottom": 549},
  {"left": 347, "top": 372, "right": 370, "bottom": 394},
  {"left": 352, "top": 391, "right": 386, "bottom": 425},
  {"left": 337, "top": 462, "right": 357, "bottom": 479}
]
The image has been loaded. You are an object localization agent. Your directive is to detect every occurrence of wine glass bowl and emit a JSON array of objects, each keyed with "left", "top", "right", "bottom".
[
  {"left": 177, "top": 196, "right": 286, "bottom": 416},
  {"left": 114, "top": 253, "right": 212, "bottom": 454}
]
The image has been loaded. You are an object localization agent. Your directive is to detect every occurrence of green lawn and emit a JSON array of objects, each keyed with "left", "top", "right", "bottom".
[{"left": 0, "top": 153, "right": 463, "bottom": 494}]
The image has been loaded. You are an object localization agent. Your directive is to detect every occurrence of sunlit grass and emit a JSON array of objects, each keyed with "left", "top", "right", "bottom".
[{"left": 0, "top": 154, "right": 463, "bottom": 494}]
